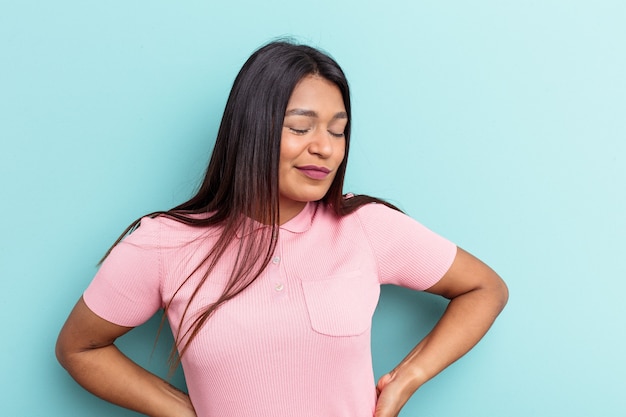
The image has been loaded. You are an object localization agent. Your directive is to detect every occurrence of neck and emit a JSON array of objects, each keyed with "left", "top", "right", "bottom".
[{"left": 278, "top": 199, "right": 307, "bottom": 225}]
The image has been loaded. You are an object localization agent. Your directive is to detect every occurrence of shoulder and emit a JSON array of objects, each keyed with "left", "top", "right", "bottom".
[
  {"left": 352, "top": 200, "right": 401, "bottom": 216},
  {"left": 343, "top": 200, "right": 451, "bottom": 247},
  {"left": 350, "top": 201, "right": 413, "bottom": 229},
  {"left": 311, "top": 200, "right": 413, "bottom": 240},
  {"left": 124, "top": 213, "right": 216, "bottom": 248}
]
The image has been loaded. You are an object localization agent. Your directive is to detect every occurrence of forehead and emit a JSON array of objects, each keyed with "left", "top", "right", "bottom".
[{"left": 286, "top": 75, "right": 345, "bottom": 112}]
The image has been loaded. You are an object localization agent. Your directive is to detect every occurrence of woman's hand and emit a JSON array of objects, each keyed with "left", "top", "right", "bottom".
[{"left": 374, "top": 372, "right": 417, "bottom": 417}]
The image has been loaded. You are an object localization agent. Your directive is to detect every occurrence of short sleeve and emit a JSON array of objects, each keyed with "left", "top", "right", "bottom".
[
  {"left": 356, "top": 203, "right": 457, "bottom": 290},
  {"left": 83, "top": 217, "right": 163, "bottom": 327}
]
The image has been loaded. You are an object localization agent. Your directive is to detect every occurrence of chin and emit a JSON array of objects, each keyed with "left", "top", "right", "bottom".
[
  {"left": 305, "top": 191, "right": 331, "bottom": 203},
  {"left": 280, "top": 183, "right": 334, "bottom": 206}
]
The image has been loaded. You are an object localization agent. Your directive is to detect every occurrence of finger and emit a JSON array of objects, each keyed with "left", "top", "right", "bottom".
[{"left": 376, "top": 373, "right": 392, "bottom": 394}]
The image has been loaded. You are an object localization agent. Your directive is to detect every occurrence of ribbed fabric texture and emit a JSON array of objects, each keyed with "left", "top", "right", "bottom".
[{"left": 84, "top": 202, "right": 457, "bottom": 417}]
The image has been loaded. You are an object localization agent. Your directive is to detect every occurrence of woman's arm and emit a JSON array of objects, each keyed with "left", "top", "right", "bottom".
[
  {"left": 374, "top": 247, "right": 509, "bottom": 417},
  {"left": 55, "top": 297, "right": 196, "bottom": 417}
]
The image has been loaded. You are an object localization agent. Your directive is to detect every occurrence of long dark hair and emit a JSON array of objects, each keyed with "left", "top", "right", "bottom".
[{"left": 104, "top": 40, "right": 399, "bottom": 367}]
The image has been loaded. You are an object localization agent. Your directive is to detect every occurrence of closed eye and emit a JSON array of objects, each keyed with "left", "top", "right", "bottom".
[
  {"left": 328, "top": 131, "right": 345, "bottom": 138},
  {"left": 288, "top": 127, "right": 310, "bottom": 135}
]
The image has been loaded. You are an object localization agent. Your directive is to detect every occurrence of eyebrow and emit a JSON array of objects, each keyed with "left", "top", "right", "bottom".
[{"left": 285, "top": 108, "right": 348, "bottom": 120}]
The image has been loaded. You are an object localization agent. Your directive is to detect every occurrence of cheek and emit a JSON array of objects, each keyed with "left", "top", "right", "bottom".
[
  {"left": 336, "top": 142, "right": 347, "bottom": 163},
  {"left": 279, "top": 136, "right": 300, "bottom": 163}
]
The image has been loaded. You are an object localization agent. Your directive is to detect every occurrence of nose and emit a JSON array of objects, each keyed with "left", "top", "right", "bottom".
[{"left": 308, "top": 129, "right": 334, "bottom": 158}]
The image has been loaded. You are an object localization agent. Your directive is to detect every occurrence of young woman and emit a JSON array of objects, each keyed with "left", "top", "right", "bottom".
[{"left": 56, "top": 40, "right": 508, "bottom": 417}]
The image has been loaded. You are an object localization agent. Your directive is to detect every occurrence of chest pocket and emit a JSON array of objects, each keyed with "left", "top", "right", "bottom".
[{"left": 301, "top": 270, "right": 380, "bottom": 337}]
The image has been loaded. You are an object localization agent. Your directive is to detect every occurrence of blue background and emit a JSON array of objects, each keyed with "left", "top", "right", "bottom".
[{"left": 1, "top": 1, "right": 624, "bottom": 416}]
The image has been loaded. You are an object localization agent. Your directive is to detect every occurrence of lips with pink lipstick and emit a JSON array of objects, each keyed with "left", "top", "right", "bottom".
[{"left": 296, "top": 165, "right": 331, "bottom": 180}]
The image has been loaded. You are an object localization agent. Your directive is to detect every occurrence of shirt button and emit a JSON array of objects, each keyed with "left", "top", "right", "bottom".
[
  {"left": 274, "top": 282, "right": 284, "bottom": 292},
  {"left": 272, "top": 256, "right": 281, "bottom": 264}
]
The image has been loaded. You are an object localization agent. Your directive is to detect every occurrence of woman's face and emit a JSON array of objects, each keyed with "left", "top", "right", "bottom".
[{"left": 278, "top": 75, "right": 347, "bottom": 224}]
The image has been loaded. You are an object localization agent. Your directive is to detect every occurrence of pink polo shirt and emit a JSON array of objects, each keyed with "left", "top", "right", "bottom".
[{"left": 84, "top": 201, "right": 457, "bottom": 417}]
